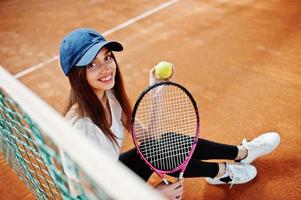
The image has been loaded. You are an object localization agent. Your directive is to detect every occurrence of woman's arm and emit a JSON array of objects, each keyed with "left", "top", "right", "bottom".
[{"left": 122, "top": 65, "right": 175, "bottom": 137}]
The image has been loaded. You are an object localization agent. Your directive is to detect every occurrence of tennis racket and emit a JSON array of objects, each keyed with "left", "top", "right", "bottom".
[{"left": 131, "top": 81, "right": 200, "bottom": 184}]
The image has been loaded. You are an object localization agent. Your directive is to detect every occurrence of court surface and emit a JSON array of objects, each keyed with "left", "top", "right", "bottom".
[{"left": 1, "top": 0, "right": 301, "bottom": 199}]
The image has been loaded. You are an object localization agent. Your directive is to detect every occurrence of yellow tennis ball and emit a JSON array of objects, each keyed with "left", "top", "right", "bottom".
[{"left": 155, "top": 61, "right": 173, "bottom": 79}]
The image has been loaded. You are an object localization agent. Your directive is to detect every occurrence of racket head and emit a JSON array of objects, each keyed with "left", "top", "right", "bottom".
[{"left": 131, "top": 82, "right": 200, "bottom": 178}]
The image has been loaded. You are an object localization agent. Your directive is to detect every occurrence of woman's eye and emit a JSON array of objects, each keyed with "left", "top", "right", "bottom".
[
  {"left": 88, "top": 62, "right": 97, "bottom": 69},
  {"left": 105, "top": 55, "right": 112, "bottom": 62}
]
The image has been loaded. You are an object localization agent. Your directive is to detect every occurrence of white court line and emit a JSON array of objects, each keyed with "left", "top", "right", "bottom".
[
  {"left": 14, "top": 55, "right": 59, "bottom": 78},
  {"left": 14, "top": 0, "right": 179, "bottom": 79}
]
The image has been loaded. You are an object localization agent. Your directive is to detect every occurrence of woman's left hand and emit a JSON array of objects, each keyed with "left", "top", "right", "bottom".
[{"left": 155, "top": 179, "right": 184, "bottom": 200}]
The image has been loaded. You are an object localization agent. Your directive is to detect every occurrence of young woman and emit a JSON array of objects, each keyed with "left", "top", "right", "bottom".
[{"left": 59, "top": 28, "right": 280, "bottom": 200}]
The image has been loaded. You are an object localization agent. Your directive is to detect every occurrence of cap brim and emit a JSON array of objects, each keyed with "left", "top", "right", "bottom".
[{"left": 75, "top": 41, "right": 123, "bottom": 66}]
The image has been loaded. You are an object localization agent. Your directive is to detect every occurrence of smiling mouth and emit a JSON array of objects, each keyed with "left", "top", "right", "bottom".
[{"left": 98, "top": 74, "right": 113, "bottom": 83}]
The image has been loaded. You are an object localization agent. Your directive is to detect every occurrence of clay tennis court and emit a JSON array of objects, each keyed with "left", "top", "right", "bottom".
[{"left": 1, "top": 0, "right": 301, "bottom": 199}]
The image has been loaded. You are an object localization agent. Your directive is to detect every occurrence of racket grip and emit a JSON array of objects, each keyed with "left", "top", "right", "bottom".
[
  {"left": 163, "top": 178, "right": 169, "bottom": 185},
  {"left": 178, "top": 172, "right": 184, "bottom": 180}
]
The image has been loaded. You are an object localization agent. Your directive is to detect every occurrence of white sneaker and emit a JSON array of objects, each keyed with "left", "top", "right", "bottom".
[
  {"left": 239, "top": 132, "right": 281, "bottom": 164},
  {"left": 205, "top": 163, "right": 257, "bottom": 188}
]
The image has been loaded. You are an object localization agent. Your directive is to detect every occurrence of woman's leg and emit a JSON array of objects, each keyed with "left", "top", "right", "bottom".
[
  {"left": 192, "top": 138, "right": 247, "bottom": 160},
  {"left": 118, "top": 139, "right": 243, "bottom": 179},
  {"left": 119, "top": 147, "right": 226, "bottom": 180},
  {"left": 119, "top": 148, "right": 227, "bottom": 179},
  {"left": 119, "top": 148, "right": 153, "bottom": 181},
  {"left": 195, "top": 132, "right": 281, "bottom": 163},
  {"left": 169, "top": 159, "right": 220, "bottom": 178}
]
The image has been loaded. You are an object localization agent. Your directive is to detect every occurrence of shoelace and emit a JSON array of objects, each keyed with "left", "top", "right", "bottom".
[
  {"left": 242, "top": 138, "right": 269, "bottom": 151},
  {"left": 228, "top": 168, "right": 235, "bottom": 188},
  {"left": 227, "top": 164, "right": 244, "bottom": 188}
]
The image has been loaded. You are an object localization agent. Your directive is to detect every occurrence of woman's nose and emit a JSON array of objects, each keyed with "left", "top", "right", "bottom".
[
  {"left": 99, "top": 64, "right": 111, "bottom": 73},
  {"left": 94, "top": 59, "right": 110, "bottom": 73}
]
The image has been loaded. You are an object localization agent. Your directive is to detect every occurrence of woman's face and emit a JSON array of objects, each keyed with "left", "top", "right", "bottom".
[{"left": 86, "top": 47, "right": 116, "bottom": 94}]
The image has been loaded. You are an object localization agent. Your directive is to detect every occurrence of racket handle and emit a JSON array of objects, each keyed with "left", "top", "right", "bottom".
[
  {"left": 178, "top": 172, "right": 184, "bottom": 180},
  {"left": 163, "top": 178, "right": 169, "bottom": 185}
]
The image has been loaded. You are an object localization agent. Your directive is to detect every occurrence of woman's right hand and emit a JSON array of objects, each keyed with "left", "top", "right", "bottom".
[
  {"left": 155, "top": 179, "right": 184, "bottom": 200},
  {"left": 149, "top": 64, "right": 174, "bottom": 86}
]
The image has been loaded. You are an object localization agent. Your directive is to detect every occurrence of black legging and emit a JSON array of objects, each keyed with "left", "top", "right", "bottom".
[{"left": 119, "top": 138, "right": 238, "bottom": 181}]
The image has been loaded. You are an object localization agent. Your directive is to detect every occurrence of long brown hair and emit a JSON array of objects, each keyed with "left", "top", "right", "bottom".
[{"left": 64, "top": 53, "right": 132, "bottom": 146}]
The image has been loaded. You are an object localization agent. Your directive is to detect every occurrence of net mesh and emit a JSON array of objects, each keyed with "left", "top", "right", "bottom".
[
  {"left": 0, "top": 66, "right": 163, "bottom": 200},
  {"left": 132, "top": 83, "right": 199, "bottom": 171},
  {"left": 0, "top": 84, "right": 105, "bottom": 200}
]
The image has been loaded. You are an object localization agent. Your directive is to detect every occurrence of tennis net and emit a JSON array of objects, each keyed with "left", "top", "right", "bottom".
[{"left": 0, "top": 66, "right": 164, "bottom": 200}]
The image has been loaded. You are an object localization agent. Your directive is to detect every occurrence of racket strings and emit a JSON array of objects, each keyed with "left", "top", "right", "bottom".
[
  {"left": 136, "top": 92, "right": 196, "bottom": 138},
  {"left": 141, "top": 136, "right": 194, "bottom": 170},
  {"left": 133, "top": 85, "right": 198, "bottom": 171},
  {"left": 139, "top": 142, "right": 194, "bottom": 163},
  {"left": 140, "top": 140, "right": 192, "bottom": 171}
]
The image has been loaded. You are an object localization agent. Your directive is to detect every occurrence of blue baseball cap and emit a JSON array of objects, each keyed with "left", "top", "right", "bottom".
[{"left": 59, "top": 28, "right": 123, "bottom": 76}]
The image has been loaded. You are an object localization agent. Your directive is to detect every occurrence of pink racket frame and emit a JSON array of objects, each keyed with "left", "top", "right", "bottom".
[{"left": 131, "top": 82, "right": 200, "bottom": 182}]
